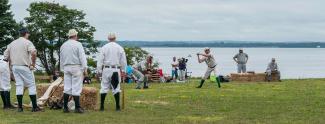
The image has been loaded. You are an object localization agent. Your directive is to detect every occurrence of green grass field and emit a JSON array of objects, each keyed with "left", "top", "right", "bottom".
[{"left": 0, "top": 79, "right": 325, "bottom": 124}]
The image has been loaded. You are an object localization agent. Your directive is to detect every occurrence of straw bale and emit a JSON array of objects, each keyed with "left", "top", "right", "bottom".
[{"left": 37, "top": 84, "right": 98, "bottom": 110}]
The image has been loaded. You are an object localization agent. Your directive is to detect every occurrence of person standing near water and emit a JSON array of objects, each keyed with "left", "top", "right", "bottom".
[
  {"left": 171, "top": 57, "right": 179, "bottom": 81},
  {"left": 178, "top": 58, "right": 187, "bottom": 81},
  {"left": 196, "top": 47, "right": 221, "bottom": 88},
  {"left": 233, "top": 48, "right": 249, "bottom": 73}
]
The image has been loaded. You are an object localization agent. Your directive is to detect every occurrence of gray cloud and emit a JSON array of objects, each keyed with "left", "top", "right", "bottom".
[{"left": 9, "top": 0, "right": 325, "bottom": 41}]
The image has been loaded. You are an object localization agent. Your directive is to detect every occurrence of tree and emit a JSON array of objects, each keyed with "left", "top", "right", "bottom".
[
  {"left": 24, "top": 2, "right": 97, "bottom": 75},
  {"left": 124, "top": 47, "right": 149, "bottom": 65},
  {"left": 91, "top": 45, "right": 149, "bottom": 66},
  {"left": 0, "top": 0, "right": 19, "bottom": 54}
]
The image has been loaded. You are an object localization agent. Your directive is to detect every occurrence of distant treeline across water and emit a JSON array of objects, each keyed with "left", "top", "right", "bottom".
[{"left": 97, "top": 41, "right": 325, "bottom": 48}]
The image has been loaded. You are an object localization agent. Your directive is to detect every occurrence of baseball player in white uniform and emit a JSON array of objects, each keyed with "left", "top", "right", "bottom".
[
  {"left": 196, "top": 47, "right": 221, "bottom": 88},
  {"left": 0, "top": 56, "right": 14, "bottom": 109},
  {"left": 97, "top": 33, "right": 127, "bottom": 111},
  {"left": 60, "top": 29, "right": 88, "bottom": 113},
  {"left": 4, "top": 28, "right": 42, "bottom": 112}
]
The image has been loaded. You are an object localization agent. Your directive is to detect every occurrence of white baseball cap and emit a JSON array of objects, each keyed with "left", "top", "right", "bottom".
[
  {"left": 108, "top": 33, "right": 116, "bottom": 39},
  {"left": 68, "top": 29, "right": 78, "bottom": 37},
  {"left": 204, "top": 47, "right": 210, "bottom": 50}
]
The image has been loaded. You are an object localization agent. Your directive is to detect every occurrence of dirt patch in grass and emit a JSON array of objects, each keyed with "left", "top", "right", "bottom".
[
  {"left": 133, "top": 100, "right": 169, "bottom": 105},
  {"left": 176, "top": 115, "right": 224, "bottom": 122}
]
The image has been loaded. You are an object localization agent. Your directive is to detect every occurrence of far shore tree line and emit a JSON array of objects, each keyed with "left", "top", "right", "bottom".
[{"left": 0, "top": 0, "right": 148, "bottom": 75}]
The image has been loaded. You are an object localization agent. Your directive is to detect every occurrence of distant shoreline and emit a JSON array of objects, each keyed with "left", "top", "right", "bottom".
[{"left": 97, "top": 40, "right": 325, "bottom": 48}]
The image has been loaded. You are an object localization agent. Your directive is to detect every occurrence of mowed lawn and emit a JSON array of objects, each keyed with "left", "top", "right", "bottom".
[{"left": 0, "top": 79, "right": 325, "bottom": 124}]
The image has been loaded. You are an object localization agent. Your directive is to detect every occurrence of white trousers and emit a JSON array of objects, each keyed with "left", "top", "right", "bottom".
[
  {"left": 12, "top": 66, "right": 36, "bottom": 95},
  {"left": 133, "top": 69, "right": 144, "bottom": 82},
  {"left": 203, "top": 67, "right": 217, "bottom": 80},
  {"left": 100, "top": 68, "right": 121, "bottom": 95},
  {"left": 63, "top": 65, "right": 84, "bottom": 96},
  {"left": 179, "top": 70, "right": 186, "bottom": 81},
  {"left": 0, "top": 62, "right": 11, "bottom": 91}
]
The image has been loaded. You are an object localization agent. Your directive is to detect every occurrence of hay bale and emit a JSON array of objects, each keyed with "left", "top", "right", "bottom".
[
  {"left": 37, "top": 84, "right": 50, "bottom": 97},
  {"left": 51, "top": 84, "right": 64, "bottom": 98},
  {"left": 270, "top": 72, "right": 280, "bottom": 81},
  {"left": 80, "top": 87, "right": 98, "bottom": 110},
  {"left": 230, "top": 73, "right": 267, "bottom": 82},
  {"left": 37, "top": 84, "right": 98, "bottom": 110},
  {"left": 251, "top": 73, "right": 267, "bottom": 82},
  {"left": 230, "top": 73, "right": 250, "bottom": 82}
]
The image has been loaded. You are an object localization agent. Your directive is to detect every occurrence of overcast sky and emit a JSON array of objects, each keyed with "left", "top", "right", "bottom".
[{"left": 9, "top": 0, "right": 325, "bottom": 41}]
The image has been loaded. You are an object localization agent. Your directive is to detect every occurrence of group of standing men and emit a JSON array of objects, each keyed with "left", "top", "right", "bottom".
[{"left": 0, "top": 28, "right": 127, "bottom": 113}]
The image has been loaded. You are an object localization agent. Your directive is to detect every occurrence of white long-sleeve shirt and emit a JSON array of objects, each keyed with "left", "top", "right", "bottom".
[
  {"left": 60, "top": 39, "right": 87, "bottom": 71},
  {"left": 97, "top": 42, "right": 127, "bottom": 73}
]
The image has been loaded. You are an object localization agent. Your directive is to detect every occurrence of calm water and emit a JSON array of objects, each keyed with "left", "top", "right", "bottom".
[{"left": 143, "top": 48, "right": 325, "bottom": 79}]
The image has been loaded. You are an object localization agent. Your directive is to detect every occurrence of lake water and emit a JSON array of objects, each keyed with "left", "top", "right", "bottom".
[{"left": 143, "top": 48, "right": 325, "bottom": 79}]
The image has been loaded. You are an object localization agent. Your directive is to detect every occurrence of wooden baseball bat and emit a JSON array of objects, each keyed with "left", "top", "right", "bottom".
[
  {"left": 122, "top": 82, "right": 125, "bottom": 109},
  {"left": 121, "top": 71, "right": 125, "bottom": 110}
]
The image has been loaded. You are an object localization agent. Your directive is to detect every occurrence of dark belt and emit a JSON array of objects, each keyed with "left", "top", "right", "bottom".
[
  {"left": 208, "top": 65, "right": 217, "bottom": 68},
  {"left": 64, "top": 64, "right": 81, "bottom": 66},
  {"left": 13, "top": 65, "right": 28, "bottom": 67},
  {"left": 105, "top": 65, "right": 121, "bottom": 69}
]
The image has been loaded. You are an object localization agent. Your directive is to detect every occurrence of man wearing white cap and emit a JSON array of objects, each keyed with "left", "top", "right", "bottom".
[
  {"left": 266, "top": 58, "right": 281, "bottom": 82},
  {"left": 0, "top": 55, "right": 14, "bottom": 109},
  {"left": 60, "top": 29, "right": 87, "bottom": 113},
  {"left": 97, "top": 33, "right": 127, "bottom": 111},
  {"left": 233, "top": 48, "right": 249, "bottom": 73},
  {"left": 4, "top": 28, "right": 42, "bottom": 112},
  {"left": 196, "top": 47, "right": 221, "bottom": 88}
]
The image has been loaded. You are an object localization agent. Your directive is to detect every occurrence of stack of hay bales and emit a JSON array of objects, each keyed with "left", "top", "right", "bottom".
[
  {"left": 37, "top": 84, "right": 98, "bottom": 110},
  {"left": 230, "top": 73, "right": 267, "bottom": 82},
  {"left": 230, "top": 73, "right": 250, "bottom": 82}
]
